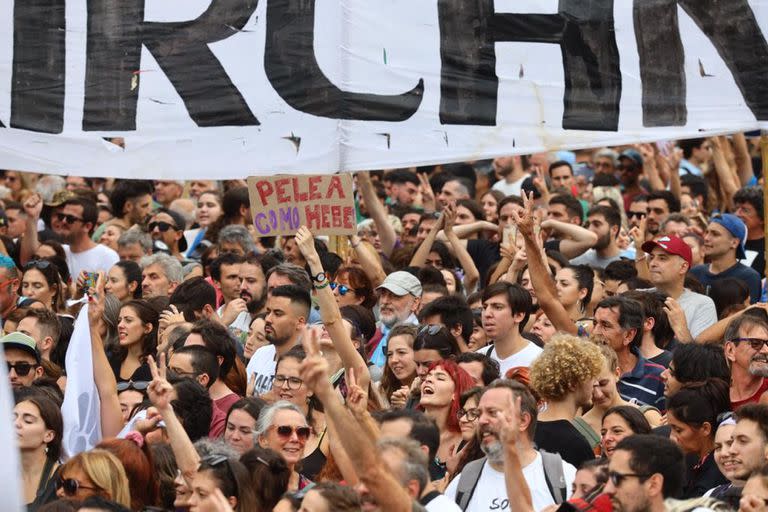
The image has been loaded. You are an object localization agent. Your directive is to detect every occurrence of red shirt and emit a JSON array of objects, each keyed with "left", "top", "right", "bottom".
[{"left": 731, "top": 378, "right": 768, "bottom": 410}]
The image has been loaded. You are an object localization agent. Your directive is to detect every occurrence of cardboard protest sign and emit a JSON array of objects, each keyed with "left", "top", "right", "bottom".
[{"left": 247, "top": 174, "right": 355, "bottom": 236}]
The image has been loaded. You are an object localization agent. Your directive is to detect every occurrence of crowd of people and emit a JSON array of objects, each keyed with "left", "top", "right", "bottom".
[{"left": 4, "top": 132, "right": 768, "bottom": 512}]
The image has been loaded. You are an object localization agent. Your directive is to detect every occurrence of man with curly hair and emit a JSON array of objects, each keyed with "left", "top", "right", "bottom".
[{"left": 530, "top": 334, "right": 603, "bottom": 468}]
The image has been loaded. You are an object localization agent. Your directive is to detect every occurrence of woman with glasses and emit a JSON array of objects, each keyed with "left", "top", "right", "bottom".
[
  {"left": 599, "top": 406, "right": 651, "bottom": 460},
  {"left": 14, "top": 390, "right": 62, "bottom": 511},
  {"left": 256, "top": 401, "right": 313, "bottom": 492},
  {"left": 267, "top": 347, "right": 328, "bottom": 481},
  {"left": 104, "top": 260, "right": 142, "bottom": 302},
  {"left": 55, "top": 449, "right": 131, "bottom": 506},
  {"left": 223, "top": 397, "right": 266, "bottom": 455},
  {"left": 331, "top": 266, "right": 375, "bottom": 309},
  {"left": 379, "top": 324, "right": 418, "bottom": 408},
  {"left": 20, "top": 259, "right": 65, "bottom": 313},
  {"left": 579, "top": 345, "right": 662, "bottom": 453},
  {"left": 667, "top": 378, "right": 731, "bottom": 498},
  {"left": 96, "top": 435, "right": 160, "bottom": 510},
  {"left": 418, "top": 359, "right": 475, "bottom": 480},
  {"left": 442, "top": 387, "right": 485, "bottom": 491},
  {"left": 107, "top": 299, "right": 159, "bottom": 383}
]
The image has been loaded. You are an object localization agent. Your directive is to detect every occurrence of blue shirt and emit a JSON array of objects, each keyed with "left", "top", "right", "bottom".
[
  {"left": 618, "top": 347, "right": 667, "bottom": 410},
  {"left": 370, "top": 314, "right": 419, "bottom": 367},
  {"left": 690, "top": 262, "right": 762, "bottom": 304}
]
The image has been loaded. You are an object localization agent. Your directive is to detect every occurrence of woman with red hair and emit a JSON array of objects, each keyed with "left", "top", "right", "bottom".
[
  {"left": 96, "top": 433, "right": 159, "bottom": 510},
  {"left": 418, "top": 359, "right": 475, "bottom": 478}
]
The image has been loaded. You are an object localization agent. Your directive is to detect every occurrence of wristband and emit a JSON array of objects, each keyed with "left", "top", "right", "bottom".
[{"left": 314, "top": 280, "right": 330, "bottom": 290}]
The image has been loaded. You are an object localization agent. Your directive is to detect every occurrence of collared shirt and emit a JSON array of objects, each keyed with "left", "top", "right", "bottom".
[
  {"left": 370, "top": 313, "right": 419, "bottom": 367},
  {"left": 618, "top": 346, "right": 666, "bottom": 410}
]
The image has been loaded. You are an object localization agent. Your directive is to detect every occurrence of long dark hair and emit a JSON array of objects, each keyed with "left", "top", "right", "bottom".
[
  {"left": 667, "top": 378, "right": 731, "bottom": 440},
  {"left": 112, "top": 300, "right": 159, "bottom": 365},
  {"left": 14, "top": 390, "right": 63, "bottom": 461},
  {"left": 113, "top": 260, "right": 142, "bottom": 299},
  {"left": 602, "top": 405, "right": 651, "bottom": 435}
]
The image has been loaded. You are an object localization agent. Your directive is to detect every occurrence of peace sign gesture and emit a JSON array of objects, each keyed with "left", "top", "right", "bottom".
[
  {"left": 510, "top": 191, "right": 536, "bottom": 238},
  {"left": 299, "top": 327, "right": 334, "bottom": 402},
  {"left": 346, "top": 366, "right": 369, "bottom": 418},
  {"left": 147, "top": 353, "right": 174, "bottom": 412}
]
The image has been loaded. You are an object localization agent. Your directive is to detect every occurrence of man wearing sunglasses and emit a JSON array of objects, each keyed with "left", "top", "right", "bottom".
[
  {"left": 148, "top": 208, "right": 188, "bottom": 261},
  {"left": 21, "top": 195, "right": 119, "bottom": 279},
  {"left": 725, "top": 312, "right": 768, "bottom": 410},
  {"left": 604, "top": 435, "right": 684, "bottom": 512},
  {"left": 2, "top": 331, "right": 43, "bottom": 388}
]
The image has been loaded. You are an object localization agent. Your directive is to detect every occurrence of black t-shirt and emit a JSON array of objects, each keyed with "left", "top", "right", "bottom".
[
  {"left": 649, "top": 350, "right": 673, "bottom": 368},
  {"left": 534, "top": 419, "right": 595, "bottom": 469},
  {"left": 744, "top": 238, "right": 766, "bottom": 278},
  {"left": 682, "top": 451, "right": 728, "bottom": 499},
  {"left": 467, "top": 239, "right": 501, "bottom": 284}
]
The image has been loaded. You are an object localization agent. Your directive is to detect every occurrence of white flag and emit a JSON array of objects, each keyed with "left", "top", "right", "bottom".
[
  {"left": 0, "top": 348, "right": 26, "bottom": 511},
  {"left": 61, "top": 304, "right": 102, "bottom": 456}
]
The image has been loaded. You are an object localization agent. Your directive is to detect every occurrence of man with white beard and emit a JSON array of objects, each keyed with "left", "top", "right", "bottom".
[
  {"left": 445, "top": 380, "right": 576, "bottom": 511},
  {"left": 725, "top": 311, "right": 768, "bottom": 409},
  {"left": 368, "top": 271, "right": 422, "bottom": 367}
]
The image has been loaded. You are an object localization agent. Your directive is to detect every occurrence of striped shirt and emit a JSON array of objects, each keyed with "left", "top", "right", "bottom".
[{"left": 618, "top": 347, "right": 667, "bottom": 410}]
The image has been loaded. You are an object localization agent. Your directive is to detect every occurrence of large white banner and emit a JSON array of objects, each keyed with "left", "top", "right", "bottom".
[{"left": 0, "top": 0, "right": 766, "bottom": 178}]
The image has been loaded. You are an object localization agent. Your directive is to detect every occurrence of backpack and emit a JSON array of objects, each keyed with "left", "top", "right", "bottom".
[{"left": 454, "top": 451, "right": 567, "bottom": 511}]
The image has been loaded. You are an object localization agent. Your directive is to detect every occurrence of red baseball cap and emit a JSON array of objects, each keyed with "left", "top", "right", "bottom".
[{"left": 641, "top": 235, "right": 692, "bottom": 267}]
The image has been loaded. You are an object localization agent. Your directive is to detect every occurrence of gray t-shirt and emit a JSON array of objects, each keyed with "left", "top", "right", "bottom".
[
  {"left": 569, "top": 249, "right": 622, "bottom": 269},
  {"left": 643, "top": 287, "right": 717, "bottom": 340}
]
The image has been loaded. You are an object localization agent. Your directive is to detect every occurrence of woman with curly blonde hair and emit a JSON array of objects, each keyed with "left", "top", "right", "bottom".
[{"left": 530, "top": 333, "right": 602, "bottom": 468}]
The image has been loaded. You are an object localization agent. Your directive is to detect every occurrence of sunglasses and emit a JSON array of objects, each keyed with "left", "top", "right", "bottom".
[
  {"left": 117, "top": 380, "right": 150, "bottom": 392},
  {"left": 418, "top": 324, "right": 442, "bottom": 336},
  {"left": 56, "top": 477, "right": 100, "bottom": 496},
  {"left": 608, "top": 471, "right": 650, "bottom": 487},
  {"left": 730, "top": 338, "right": 768, "bottom": 351},
  {"left": 273, "top": 425, "right": 311, "bottom": 441},
  {"left": 24, "top": 259, "right": 51, "bottom": 271},
  {"left": 627, "top": 211, "right": 646, "bottom": 219},
  {"left": 329, "top": 282, "right": 354, "bottom": 296},
  {"left": 54, "top": 212, "right": 84, "bottom": 224},
  {"left": 148, "top": 221, "right": 177, "bottom": 232},
  {"left": 8, "top": 361, "right": 38, "bottom": 376}
]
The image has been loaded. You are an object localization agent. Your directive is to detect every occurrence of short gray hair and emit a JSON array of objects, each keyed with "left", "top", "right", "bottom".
[
  {"left": 594, "top": 148, "right": 619, "bottom": 167},
  {"left": 35, "top": 175, "right": 67, "bottom": 203},
  {"left": 265, "top": 263, "right": 311, "bottom": 293},
  {"left": 255, "top": 401, "right": 306, "bottom": 439},
  {"left": 218, "top": 225, "right": 256, "bottom": 254},
  {"left": 118, "top": 229, "right": 153, "bottom": 252},
  {"left": 377, "top": 437, "right": 429, "bottom": 494},
  {"left": 194, "top": 438, "right": 240, "bottom": 460},
  {"left": 141, "top": 253, "right": 183, "bottom": 283}
]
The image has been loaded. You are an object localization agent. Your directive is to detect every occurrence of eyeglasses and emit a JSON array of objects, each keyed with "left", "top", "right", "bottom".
[
  {"left": 608, "top": 471, "right": 650, "bottom": 487},
  {"left": 329, "top": 282, "right": 355, "bottom": 296},
  {"left": 273, "top": 375, "right": 304, "bottom": 390},
  {"left": 56, "top": 477, "right": 100, "bottom": 496},
  {"left": 457, "top": 408, "right": 481, "bottom": 421},
  {"left": 418, "top": 324, "right": 442, "bottom": 336},
  {"left": 24, "top": 259, "right": 51, "bottom": 271},
  {"left": 200, "top": 455, "right": 238, "bottom": 497},
  {"left": 627, "top": 211, "right": 646, "bottom": 219},
  {"left": 117, "top": 380, "right": 150, "bottom": 392},
  {"left": 273, "top": 425, "right": 311, "bottom": 441},
  {"left": 730, "top": 338, "right": 768, "bottom": 350},
  {"left": 148, "top": 221, "right": 176, "bottom": 232},
  {"left": 54, "top": 213, "right": 84, "bottom": 224},
  {"left": 7, "top": 361, "right": 38, "bottom": 376}
]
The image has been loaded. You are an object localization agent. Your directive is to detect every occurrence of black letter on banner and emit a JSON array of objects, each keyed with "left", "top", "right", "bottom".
[
  {"left": 438, "top": 0, "right": 621, "bottom": 131},
  {"left": 634, "top": 0, "right": 768, "bottom": 127},
  {"left": 83, "top": 0, "right": 259, "bottom": 131},
  {"left": 264, "top": 0, "right": 423, "bottom": 121},
  {"left": 10, "top": 0, "right": 66, "bottom": 133}
]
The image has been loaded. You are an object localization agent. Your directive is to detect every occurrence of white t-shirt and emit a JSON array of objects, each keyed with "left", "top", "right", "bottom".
[
  {"left": 424, "top": 492, "right": 462, "bottom": 512},
  {"left": 245, "top": 344, "right": 277, "bottom": 396},
  {"left": 445, "top": 453, "right": 576, "bottom": 512},
  {"left": 216, "top": 306, "right": 251, "bottom": 346},
  {"left": 63, "top": 244, "right": 119, "bottom": 279},
  {"left": 492, "top": 175, "right": 529, "bottom": 197},
  {"left": 485, "top": 342, "right": 543, "bottom": 376}
]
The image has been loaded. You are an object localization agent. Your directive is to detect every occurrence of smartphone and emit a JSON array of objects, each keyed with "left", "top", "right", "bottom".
[{"left": 83, "top": 271, "right": 98, "bottom": 291}]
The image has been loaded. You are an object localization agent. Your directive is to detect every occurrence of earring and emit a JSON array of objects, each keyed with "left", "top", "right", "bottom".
[{"left": 44, "top": 446, "right": 49, "bottom": 454}]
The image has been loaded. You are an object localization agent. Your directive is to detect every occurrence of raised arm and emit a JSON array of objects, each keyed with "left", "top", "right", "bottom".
[
  {"left": 514, "top": 194, "right": 577, "bottom": 335},
  {"left": 87, "top": 274, "right": 124, "bottom": 438},
  {"left": 710, "top": 136, "right": 739, "bottom": 210},
  {"left": 540, "top": 219, "right": 598, "bottom": 259},
  {"left": 436, "top": 220, "right": 498, "bottom": 242},
  {"left": 500, "top": 395, "right": 534, "bottom": 512},
  {"left": 444, "top": 203, "right": 480, "bottom": 292},
  {"left": 349, "top": 235, "right": 387, "bottom": 287},
  {"left": 147, "top": 354, "right": 201, "bottom": 484},
  {"left": 301, "top": 334, "right": 412, "bottom": 512},
  {"left": 20, "top": 193, "right": 43, "bottom": 264},
  {"left": 732, "top": 132, "right": 754, "bottom": 186},
  {"left": 639, "top": 143, "right": 666, "bottom": 191},
  {"left": 295, "top": 226, "right": 371, "bottom": 391},
  {"left": 409, "top": 211, "right": 444, "bottom": 267},
  {"left": 357, "top": 172, "right": 397, "bottom": 257},
  {"left": 665, "top": 148, "right": 683, "bottom": 201}
]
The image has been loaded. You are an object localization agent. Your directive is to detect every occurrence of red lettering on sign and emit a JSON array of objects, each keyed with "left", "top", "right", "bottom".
[
  {"left": 308, "top": 176, "right": 322, "bottom": 200},
  {"left": 255, "top": 181, "right": 274, "bottom": 206},
  {"left": 331, "top": 205, "right": 342, "bottom": 227},
  {"left": 343, "top": 206, "right": 355, "bottom": 228},
  {"left": 305, "top": 205, "right": 320, "bottom": 229},
  {"left": 326, "top": 176, "right": 345, "bottom": 199},
  {"left": 275, "top": 178, "right": 290, "bottom": 203}
]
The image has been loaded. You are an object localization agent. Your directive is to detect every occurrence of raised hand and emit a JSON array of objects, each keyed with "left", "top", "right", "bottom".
[
  {"left": 345, "top": 366, "right": 369, "bottom": 417},
  {"left": 510, "top": 191, "right": 535, "bottom": 238},
  {"left": 498, "top": 394, "right": 523, "bottom": 447},
  {"left": 443, "top": 202, "right": 457, "bottom": 233},
  {"left": 389, "top": 386, "right": 410, "bottom": 409},
  {"left": 147, "top": 353, "right": 174, "bottom": 412},
  {"left": 219, "top": 298, "right": 247, "bottom": 326},
  {"left": 418, "top": 173, "right": 436, "bottom": 212},
  {"left": 22, "top": 193, "right": 43, "bottom": 220},
  {"left": 87, "top": 272, "right": 107, "bottom": 327},
  {"left": 299, "top": 327, "right": 334, "bottom": 402},
  {"left": 295, "top": 225, "right": 319, "bottom": 261}
]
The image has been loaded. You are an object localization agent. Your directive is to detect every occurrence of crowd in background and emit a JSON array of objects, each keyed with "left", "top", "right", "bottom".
[{"left": 5, "top": 132, "right": 768, "bottom": 512}]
